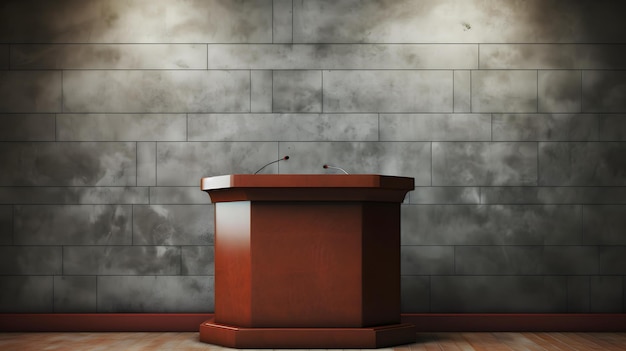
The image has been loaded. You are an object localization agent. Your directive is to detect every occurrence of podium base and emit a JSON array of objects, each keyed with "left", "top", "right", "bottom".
[{"left": 199, "top": 319, "right": 416, "bottom": 349}]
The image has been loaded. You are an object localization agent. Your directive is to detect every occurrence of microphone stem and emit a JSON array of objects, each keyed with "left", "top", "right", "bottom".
[
  {"left": 325, "top": 165, "right": 349, "bottom": 174},
  {"left": 254, "top": 157, "right": 288, "bottom": 174},
  {"left": 254, "top": 159, "right": 280, "bottom": 174}
]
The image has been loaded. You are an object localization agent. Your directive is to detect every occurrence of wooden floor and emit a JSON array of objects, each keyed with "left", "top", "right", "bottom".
[{"left": 0, "top": 332, "right": 625, "bottom": 350}]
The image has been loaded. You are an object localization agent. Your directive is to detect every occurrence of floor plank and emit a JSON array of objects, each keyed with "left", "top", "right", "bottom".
[
  {"left": 0, "top": 332, "right": 624, "bottom": 350},
  {"left": 525, "top": 332, "right": 577, "bottom": 351},
  {"left": 573, "top": 332, "right": 625, "bottom": 351},
  {"left": 492, "top": 332, "right": 546, "bottom": 351},
  {"left": 459, "top": 333, "right": 487, "bottom": 351}
]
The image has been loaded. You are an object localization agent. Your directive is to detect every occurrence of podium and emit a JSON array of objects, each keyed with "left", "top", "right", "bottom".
[{"left": 199, "top": 174, "right": 415, "bottom": 348}]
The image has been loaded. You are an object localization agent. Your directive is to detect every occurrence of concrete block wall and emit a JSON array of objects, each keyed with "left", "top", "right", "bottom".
[{"left": 0, "top": 0, "right": 625, "bottom": 313}]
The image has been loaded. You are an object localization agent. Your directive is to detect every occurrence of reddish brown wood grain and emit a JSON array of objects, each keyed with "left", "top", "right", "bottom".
[
  {"left": 2, "top": 331, "right": 625, "bottom": 350},
  {"left": 202, "top": 174, "right": 415, "bottom": 202},
  {"left": 201, "top": 174, "right": 415, "bottom": 348}
]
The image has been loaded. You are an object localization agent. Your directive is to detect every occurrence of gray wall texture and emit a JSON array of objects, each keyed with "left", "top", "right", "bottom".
[{"left": 0, "top": 0, "right": 625, "bottom": 314}]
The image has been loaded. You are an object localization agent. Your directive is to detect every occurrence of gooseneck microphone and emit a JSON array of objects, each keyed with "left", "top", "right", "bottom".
[
  {"left": 323, "top": 164, "right": 349, "bottom": 175},
  {"left": 254, "top": 155, "right": 290, "bottom": 174}
]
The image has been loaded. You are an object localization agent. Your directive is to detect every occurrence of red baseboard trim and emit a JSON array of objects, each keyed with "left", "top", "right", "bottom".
[
  {"left": 0, "top": 313, "right": 624, "bottom": 332},
  {"left": 0, "top": 314, "right": 212, "bottom": 332},
  {"left": 401, "top": 313, "right": 626, "bottom": 332}
]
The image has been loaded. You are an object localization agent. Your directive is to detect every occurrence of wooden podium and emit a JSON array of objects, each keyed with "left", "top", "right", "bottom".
[{"left": 199, "top": 174, "right": 415, "bottom": 348}]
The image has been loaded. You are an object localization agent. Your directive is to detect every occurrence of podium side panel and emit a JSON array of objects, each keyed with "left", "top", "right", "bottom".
[
  {"left": 362, "top": 202, "right": 402, "bottom": 326},
  {"left": 214, "top": 201, "right": 252, "bottom": 327}
]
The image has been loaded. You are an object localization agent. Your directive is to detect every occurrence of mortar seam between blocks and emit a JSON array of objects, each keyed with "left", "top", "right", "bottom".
[
  {"left": 135, "top": 142, "right": 138, "bottom": 187},
  {"left": 51, "top": 273, "right": 55, "bottom": 312},
  {"left": 61, "top": 70, "right": 64, "bottom": 113},
  {"left": 428, "top": 275, "right": 432, "bottom": 312},
  {"left": 155, "top": 142, "right": 158, "bottom": 187},
  {"left": 321, "top": 70, "right": 324, "bottom": 113},
  {"left": 11, "top": 205, "right": 15, "bottom": 245},
  {"left": 490, "top": 113, "right": 493, "bottom": 141},
  {"left": 537, "top": 141, "right": 540, "bottom": 186},
  {"left": 580, "top": 70, "right": 584, "bottom": 112},
  {"left": 249, "top": 70, "right": 252, "bottom": 112},
  {"left": 430, "top": 142, "right": 433, "bottom": 186},
  {"left": 377, "top": 113, "right": 380, "bottom": 141},
  {"left": 11, "top": 41, "right": 626, "bottom": 44},
  {"left": 469, "top": 70, "right": 473, "bottom": 112}
]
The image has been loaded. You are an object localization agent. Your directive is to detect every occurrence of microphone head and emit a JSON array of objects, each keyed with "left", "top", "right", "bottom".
[
  {"left": 323, "top": 164, "right": 329, "bottom": 169},
  {"left": 283, "top": 155, "right": 290, "bottom": 160}
]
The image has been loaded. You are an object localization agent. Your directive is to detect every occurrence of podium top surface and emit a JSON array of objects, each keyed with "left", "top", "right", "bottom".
[
  {"left": 200, "top": 174, "right": 414, "bottom": 203},
  {"left": 201, "top": 174, "right": 414, "bottom": 191}
]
